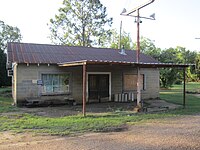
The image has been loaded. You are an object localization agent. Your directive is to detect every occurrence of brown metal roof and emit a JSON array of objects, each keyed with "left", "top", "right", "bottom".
[
  {"left": 7, "top": 42, "right": 190, "bottom": 68},
  {"left": 7, "top": 42, "right": 160, "bottom": 65}
]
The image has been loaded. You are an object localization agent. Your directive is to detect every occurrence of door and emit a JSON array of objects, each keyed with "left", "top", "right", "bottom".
[{"left": 88, "top": 74, "right": 109, "bottom": 102}]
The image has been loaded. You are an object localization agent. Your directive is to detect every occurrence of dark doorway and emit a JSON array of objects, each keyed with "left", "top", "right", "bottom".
[{"left": 88, "top": 74, "right": 109, "bottom": 103}]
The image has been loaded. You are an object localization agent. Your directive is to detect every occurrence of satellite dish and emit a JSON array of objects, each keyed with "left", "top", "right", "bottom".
[
  {"left": 150, "top": 13, "right": 155, "bottom": 20},
  {"left": 121, "top": 8, "right": 127, "bottom": 14}
]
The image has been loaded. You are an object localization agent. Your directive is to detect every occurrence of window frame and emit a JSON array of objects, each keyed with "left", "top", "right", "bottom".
[
  {"left": 123, "top": 74, "right": 146, "bottom": 91},
  {"left": 41, "top": 73, "right": 71, "bottom": 95}
]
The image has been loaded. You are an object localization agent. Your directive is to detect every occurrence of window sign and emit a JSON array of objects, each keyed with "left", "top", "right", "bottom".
[
  {"left": 41, "top": 74, "right": 70, "bottom": 94},
  {"left": 37, "top": 80, "right": 43, "bottom": 85}
]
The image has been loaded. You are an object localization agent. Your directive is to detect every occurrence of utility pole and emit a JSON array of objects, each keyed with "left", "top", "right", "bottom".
[{"left": 121, "top": 0, "right": 155, "bottom": 111}]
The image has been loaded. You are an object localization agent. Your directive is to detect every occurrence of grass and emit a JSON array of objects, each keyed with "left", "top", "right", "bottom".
[
  {"left": 160, "top": 82, "right": 200, "bottom": 114},
  {"left": 0, "top": 82, "right": 199, "bottom": 135},
  {"left": 0, "top": 87, "right": 18, "bottom": 113},
  {"left": 0, "top": 112, "right": 175, "bottom": 135}
]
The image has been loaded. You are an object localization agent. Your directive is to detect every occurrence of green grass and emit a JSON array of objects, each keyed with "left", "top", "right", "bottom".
[
  {"left": 0, "top": 87, "right": 18, "bottom": 113},
  {"left": 0, "top": 83, "right": 199, "bottom": 136},
  {"left": 160, "top": 82, "right": 200, "bottom": 114},
  {"left": 0, "top": 112, "right": 175, "bottom": 135}
]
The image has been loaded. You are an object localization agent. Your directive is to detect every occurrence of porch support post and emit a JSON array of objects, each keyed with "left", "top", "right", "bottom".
[
  {"left": 82, "top": 63, "right": 87, "bottom": 116},
  {"left": 183, "top": 67, "right": 186, "bottom": 108}
]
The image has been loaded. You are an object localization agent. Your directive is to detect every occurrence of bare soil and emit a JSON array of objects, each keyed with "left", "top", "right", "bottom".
[
  {"left": 0, "top": 99, "right": 192, "bottom": 150},
  {"left": 0, "top": 115, "right": 200, "bottom": 150},
  {"left": 10, "top": 99, "right": 181, "bottom": 117}
]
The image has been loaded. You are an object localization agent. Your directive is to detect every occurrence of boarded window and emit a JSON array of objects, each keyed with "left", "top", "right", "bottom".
[
  {"left": 123, "top": 74, "right": 144, "bottom": 91},
  {"left": 41, "top": 74, "right": 70, "bottom": 94}
]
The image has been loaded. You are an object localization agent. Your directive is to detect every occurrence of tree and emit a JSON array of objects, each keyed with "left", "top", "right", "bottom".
[
  {"left": 160, "top": 68, "right": 178, "bottom": 88},
  {"left": 48, "top": 0, "right": 113, "bottom": 47},
  {"left": 176, "top": 46, "right": 199, "bottom": 81},
  {"left": 159, "top": 47, "right": 199, "bottom": 87},
  {"left": 0, "top": 21, "right": 22, "bottom": 52},
  {"left": 133, "top": 36, "right": 161, "bottom": 60},
  {"left": 0, "top": 20, "right": 22, "bottom": 87},
  {"left": 159, "top": 47, "right": 186, "bottom": 87},
  {"left": 109, "top": 29, "right": 134, "bottom": 50},
  {"left": 195, "top": 53, "right": 200, "bottom": 80}
]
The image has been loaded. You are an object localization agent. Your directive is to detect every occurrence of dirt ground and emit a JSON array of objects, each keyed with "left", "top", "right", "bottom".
[
  {"left": 8, "top": 99, "right": 181, "bottom": 117},
  {"left": 0, "top": 115, "right": 200, "bottom": 150},
  {"left": 0, "top": 99, "right": 195, "bottom": 150}
]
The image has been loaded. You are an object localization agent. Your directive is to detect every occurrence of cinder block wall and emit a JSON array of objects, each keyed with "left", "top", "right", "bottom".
[
  {"left": 14, "top": 64, "right": 159, "bottom": 105},
  {"left": 140, "top": 68, "right": 160, "bottom": 99},
  {"left": 115, "top": 67, "right": 160, "bottom": 100},
  {"left": 14, "top": 64, "right": 82, "bottom": 105}
]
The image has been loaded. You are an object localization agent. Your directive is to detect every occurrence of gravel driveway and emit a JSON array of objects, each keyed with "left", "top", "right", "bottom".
[{"left": 1, "top": 115, "right": 200, "bottom": 150}]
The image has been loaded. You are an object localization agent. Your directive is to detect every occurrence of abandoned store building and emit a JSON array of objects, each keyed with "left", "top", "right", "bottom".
[{"left": 7, "top": 42, "right": 165, "bottom": 106}]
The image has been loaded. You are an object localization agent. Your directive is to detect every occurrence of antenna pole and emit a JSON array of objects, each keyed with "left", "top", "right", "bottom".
[
  {"left": 136, "top": 10, "right": 140, "bottom": 63},
  {"left": 119, "top": 21, "right": 122, "bottom": 49},
  {"left": 120, "top": 0, "right": 155, "bottom": 112}
]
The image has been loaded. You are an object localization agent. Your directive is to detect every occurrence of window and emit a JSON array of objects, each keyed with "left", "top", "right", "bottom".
[
  {"left": 123, "top": 74, "right": 145, "bottom": 91},
  {"left": 41, "top": 74, "right": 70, "bottom": 94}
]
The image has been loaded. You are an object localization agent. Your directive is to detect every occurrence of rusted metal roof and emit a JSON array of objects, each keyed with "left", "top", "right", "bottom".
[{"left": 7, "top": 42, "right": 160, "bottom": 65}]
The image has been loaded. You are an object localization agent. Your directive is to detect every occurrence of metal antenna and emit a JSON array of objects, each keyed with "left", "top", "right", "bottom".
[{"left": 119, "top": 21, "right": 122, "bottom": 49}]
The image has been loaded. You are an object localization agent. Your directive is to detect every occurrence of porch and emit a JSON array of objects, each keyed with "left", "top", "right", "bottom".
[{"left": 59, "top": 60, "right": 188, "bottom": 116}]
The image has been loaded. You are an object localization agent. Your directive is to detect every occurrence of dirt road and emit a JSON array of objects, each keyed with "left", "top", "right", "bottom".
[{"left": 0, "top": 115, "right": 200, "bottom": 150}]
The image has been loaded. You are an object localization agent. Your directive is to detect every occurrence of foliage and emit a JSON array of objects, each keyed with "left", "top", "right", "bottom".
[
  {"left": 110, "top": 34, "right": 199, "bottom": 87},
  {"left": 109, "top": 29, "right": 134, "bottom": 50},
  {"left": 132, "top": 37, "right": 199, "bottom": 87},
  {"left": 0, "top": 50, "right": 8, "bottom": 86},
  {"left": 159, "top": 68, "right": 178, "bottom": 88},
  {"left": 158, "top": 48, "right": 180, "bottom": 87},
  {"left": 157, "top": 46, "right": 199, "bottom": 87},
  {"left": 0, "top": 20, "right": 22, "bottom": 87},
  {"left": 48, "top": 0, "right": 113, "bottom": 47},
  {"left": 133, "top": 36, "right": 161, "bottom": 60},
  {"left": 195, "top": 53, "right": 200, "bottom": 80},
  {"left": 0, "top": 21, "right": 22, "bottom": 51}
]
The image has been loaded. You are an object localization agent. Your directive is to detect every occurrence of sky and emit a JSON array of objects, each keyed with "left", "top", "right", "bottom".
[{"left": 0, "top": 0, "right": 200, "bottom": 52}]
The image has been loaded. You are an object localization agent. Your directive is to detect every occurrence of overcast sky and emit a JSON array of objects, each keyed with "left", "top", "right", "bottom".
[{"left": 0, "top": 0, "right": 200, "bottom": 52}]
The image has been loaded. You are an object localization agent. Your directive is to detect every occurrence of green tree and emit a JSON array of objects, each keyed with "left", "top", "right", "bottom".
[
  {"left": 109, "top": 29, "right": 134, "bottom": 50},
  {"left": 160, "top": 68, "right": 178, "bottom": 88},
  {"left": 176, "top": 46, "right": 198, "bottom": 81},
  {"left": 133, "top": 36, "right": 161, "bottom": 60},
  {"left": 158, "top": 47, "right": 199, "bottom": 87},
  {"left": 159, "top": 47, "right": 186, "bottom": 87},
  {"left": 0, "top": 20, "right": 22, "bottom": 87},
  {"left": 48, "top": 0, "right": 113, "bottom": 47},
  {"left": 195, "top": 53, "right": 200, "bottom": 80},
  {"left": 135, "top": 37, "right": 156, "bottom": 52}
]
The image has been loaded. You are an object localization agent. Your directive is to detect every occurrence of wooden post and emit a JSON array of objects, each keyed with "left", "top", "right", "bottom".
[
  {"left": 82, "top": 63, "right": 86, "bottom": 116},
  {"left": 136, "top": 9, "right": 140, "bottom": 63},
  {"left": 136, "top": 67, "right": 141, "bottom": 108},
  {"left": 136, "top": 9, "right": 141, "bottom": 110},
  {"left": 183, "top": 67, "right": 186, "bottom": 108}
]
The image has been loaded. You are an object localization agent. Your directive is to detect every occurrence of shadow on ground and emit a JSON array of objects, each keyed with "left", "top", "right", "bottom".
[{"left": 14, "top": 99, "right": 181, "bottom": 117}]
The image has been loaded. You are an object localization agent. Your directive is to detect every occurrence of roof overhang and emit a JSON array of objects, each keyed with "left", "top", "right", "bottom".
[
  {"left": 58, "top": 60, "right": 191, "bottom": 68},
  {"left": 58, "top": 60, "right": 87, "bottom": 67}
]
